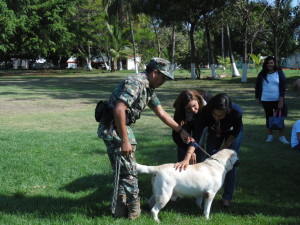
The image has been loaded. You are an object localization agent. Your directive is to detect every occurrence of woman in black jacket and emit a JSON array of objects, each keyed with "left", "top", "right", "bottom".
[
  {"left": 255, "top": 56, "right": 289, "bottom": 144},
  {"left": 172, "top": 90, "right": 207, "bottom": 163}
]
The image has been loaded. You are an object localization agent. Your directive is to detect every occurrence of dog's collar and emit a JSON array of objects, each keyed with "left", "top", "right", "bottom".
[
  {"left": 190, "top": 142, "right": 235, "bottom": 171},
  {"left": 209, "top": 157, "right": 231, "bottom": 172}
]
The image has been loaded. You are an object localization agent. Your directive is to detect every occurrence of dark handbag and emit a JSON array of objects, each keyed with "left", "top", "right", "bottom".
[
  {"left": 269, "top": 109, "right": 284, "bottom": 130},
  {"left": 95, "top": 101, "right": 109, "bottom": 122},
  {"left": 95, "top": 101, "right": 138, "bottom": 126}
]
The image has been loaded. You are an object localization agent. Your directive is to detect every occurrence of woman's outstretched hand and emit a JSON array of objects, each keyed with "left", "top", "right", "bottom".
[{"left": 174, "top": 159, "right": 190, "bottom": 172}]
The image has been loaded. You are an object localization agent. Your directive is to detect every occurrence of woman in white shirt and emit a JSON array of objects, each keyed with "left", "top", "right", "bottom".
[
  {"left": 255, "top": 56, "right": 289, "bottom": 144},
  {"left": 291, "top": 120, "right": 300, "bottom": 150}
]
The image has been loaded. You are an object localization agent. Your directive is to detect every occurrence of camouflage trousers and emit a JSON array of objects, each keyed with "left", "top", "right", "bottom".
[{"left": 104, "top": 140, "right": 139, "bottom": 204}]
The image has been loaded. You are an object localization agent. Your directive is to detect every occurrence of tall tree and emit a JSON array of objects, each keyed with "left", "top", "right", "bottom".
[
  {"left": 220, "top": 0, "right": 270, "bottom": 81},
  {"left": 70, "top": 0, "right": 108, "bottom": 70},
  {"left": 204, "top": 15, "right": 217, "bottom": 79},
  {"left": 266, "top": 0, "right": 300, "bottom": 64},
  {"left": 4, "top": 0, "right": 79, "bottom": 62},
  {"left": 104, "top": 0, "right": 139, "bottom": 72},
  {"left": 132, "top": 0, "right": 228, "bottom": 79},
  {"left": 170, "top": 24, "right": 177, "bottom": 77},
  {"left": 235, "top": 0, "right": 250, "bottom": 82},
  {"left": 218, "top": 2, "right": 241, "bottom": 78},
  {"left": 0, "top": 0, "right": 17, "bottom": 66},
  {"left": 176, "top": 0, "right": 228, "bottom": 79},
  {"left": 106, "top": 22, "right": 132, "bottom": 71},
  {"left": 133, "top": 15, "right": 156, "bottom": 63}
]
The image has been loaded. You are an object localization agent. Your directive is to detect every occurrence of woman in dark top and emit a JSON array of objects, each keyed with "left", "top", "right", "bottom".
[
  {"left": 255, "top": 56, "right": 289, "bottom": 144},
  {"left": 175, "top": 93, "right": 243, "bottom": 207},
  {"left": 172, "top": 90, "right": 206, "bottom": 163}
]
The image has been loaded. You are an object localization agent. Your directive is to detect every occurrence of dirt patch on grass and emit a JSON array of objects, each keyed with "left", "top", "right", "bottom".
[{"left": 0, "top": 97, "right": 93, "bottom": 115}]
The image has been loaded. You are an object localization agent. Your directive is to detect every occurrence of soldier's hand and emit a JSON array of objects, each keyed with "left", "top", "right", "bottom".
[
  {"left": 121, "top": 140, "right": 133, "bottom": 156},
  {"left": 180, "top": 130, "right": 194, "bottom": 143}
]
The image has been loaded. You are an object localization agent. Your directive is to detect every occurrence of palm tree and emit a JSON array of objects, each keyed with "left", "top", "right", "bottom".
[
  {"left": 106, "top": 22, "right": 132, "bottom": 71},
  {"left": 104, "top": 0, "right": 138, "bottom": 73},
  {"left": 217, "top": 56, "right": 231, "bottom": 70},
  {"left": 250, "top": 53, "right": 263, "bottom": 72}
]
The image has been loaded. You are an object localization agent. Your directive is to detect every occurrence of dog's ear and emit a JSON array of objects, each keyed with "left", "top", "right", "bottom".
[{"left": 233, "top": 160, "right": 240, "bottom": 167}]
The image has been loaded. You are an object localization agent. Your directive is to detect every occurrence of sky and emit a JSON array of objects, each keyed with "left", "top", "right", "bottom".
[
  {"left": 266, "top": 0, "right": 299, "bottom": 7},
  {"left": 286, "top": 0, "right": 297, "bottom": 7},
  {"left": 290, "top": 0, "right": 298, "bottom": 7}
]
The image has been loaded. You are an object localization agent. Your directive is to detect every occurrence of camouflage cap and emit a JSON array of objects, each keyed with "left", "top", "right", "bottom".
[{"left": 147, "top": 57, "right": 173, "bottom": 80}]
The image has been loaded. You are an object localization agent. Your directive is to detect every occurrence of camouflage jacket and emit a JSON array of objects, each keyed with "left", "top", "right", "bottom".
[{"left": 98, "top": 72, "right": 161, "bottom": 144}]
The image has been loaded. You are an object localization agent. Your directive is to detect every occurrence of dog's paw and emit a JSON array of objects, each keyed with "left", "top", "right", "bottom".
[
  {"left": 154, "top": 218, "right": 161, "bottom": 223},
  {"left": 204, "top": 215, "right": 211, "bottom": 220}
]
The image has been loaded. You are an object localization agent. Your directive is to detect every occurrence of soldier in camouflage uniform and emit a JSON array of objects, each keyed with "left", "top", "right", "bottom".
[{"left": 98, "top": 58, "right": 193, "bottom": 219}]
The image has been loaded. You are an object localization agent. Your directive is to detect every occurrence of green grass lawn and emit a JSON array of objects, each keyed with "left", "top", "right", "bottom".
[{"left": 0, "top": 68, "right": 300, "bottom": 225}]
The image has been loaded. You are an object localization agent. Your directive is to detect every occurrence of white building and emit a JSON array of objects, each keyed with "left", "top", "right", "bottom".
[
  {"left": 66, "top": 54, "right": 141, "bottom": 70},
  {"left": 12, "top": 58, "right": 30, "bottom": 69},
  {"left": 67, "top": 56, "right": 77, "bottom": 69},
  {"left": 125, "top": 56, "right": 141, "bottom": 70}
]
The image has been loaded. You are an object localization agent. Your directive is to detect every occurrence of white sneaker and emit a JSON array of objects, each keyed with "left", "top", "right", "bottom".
[
  {"left": 266, "top": 135, "right": 273, "bottom": 142},
  {"left": 279, "top": 136, "right": 289, "bottom": 144}
]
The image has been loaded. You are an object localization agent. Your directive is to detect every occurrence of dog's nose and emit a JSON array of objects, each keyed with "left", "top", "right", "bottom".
[{"left": 234, "top": 160, "right": 240, "bottom": 167}]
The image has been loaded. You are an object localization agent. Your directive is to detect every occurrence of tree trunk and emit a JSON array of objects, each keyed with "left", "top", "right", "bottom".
[
  {"left": 273, "top": 33, "right": 279, "bottom": 65},
  {"left": 221, "top": 26, "right": 225, "bottom": 71},
  {"left": 242, "top": 1, "right": 249, "bottom": 83},
  {"left": 189, "top": 22, "right": 197, "bottom": 79},
  {"left": 205, "top": 21, "right": 217, "bottom": 79},
  {"left": 119, "top": 59, "right": 123, "bottom": 70},
  {"left": 86, "top": 42, "right": 93, "bottom": 71},
  {"left": 99, "top": 53, "right": 109, "bottom": 70},
  {"left": 77, "top": 44, "right": 92, "bottom": 71},
  {"left": 113, "top": 58, "right": 117, "bottom": 72},
  {"left": 85, "top": 57, "right": 93, "bottom": 71},
  {"left": 129, "top": 17, "right": 138, "bottom": 73},
  {"left": 242, "top": 22, "right": 248, "bottom": 82},
  {"left": 170, "top": 24, "right": 176, "bottom": 77},
  {"left": 57, "top": 57, "right": 61, "bottom": 69},
  {"left": 104, "top": 62, "right": 109, "bottom": 70},
  {"left": 274, "top": 0, "right": 280, "bottom": 66},
  {"left": 226, "top": 25, "right": 240, "bottom": 77},
  {"left": 153, "top": 21, "right": 161, "bottom": 58},
  {"left": 110, "top": 58, "right": 114, "bottom": 72}
]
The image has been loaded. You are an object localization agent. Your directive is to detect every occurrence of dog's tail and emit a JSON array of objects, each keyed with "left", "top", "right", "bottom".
[{"left": 136, "top": 163, "right": 159, "bottom": 174}]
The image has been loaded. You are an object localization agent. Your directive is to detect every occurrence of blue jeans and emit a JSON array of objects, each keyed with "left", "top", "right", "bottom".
[{"left": 205, "top": 129, "right": 243, "bottom": 201}]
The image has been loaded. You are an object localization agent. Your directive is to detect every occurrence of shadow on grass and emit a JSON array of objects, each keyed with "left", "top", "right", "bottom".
[
  {"left": 0, "top": 174, "right": 113, "bottom": 218},
  {"left": 0, "top": 75, "right": 119, "bottom": 102},
  {"left": 0, "top": 71, "right": 299, "bottom": 108}
]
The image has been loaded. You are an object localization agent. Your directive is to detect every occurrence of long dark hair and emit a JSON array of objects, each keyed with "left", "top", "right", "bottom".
[
  {"left": 261, "top": 56, "right": 278, "bottom": 80},
  {"left": 173, "top": 90, "right": 205, "bottom": 126},
  {"left": 205, "top": 93, "right": 232, "bottom": 116}
]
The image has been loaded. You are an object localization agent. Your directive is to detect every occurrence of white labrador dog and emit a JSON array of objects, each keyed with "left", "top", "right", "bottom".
[{"left": 136, "top": 149, "right": 239, "bottom": 222}]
